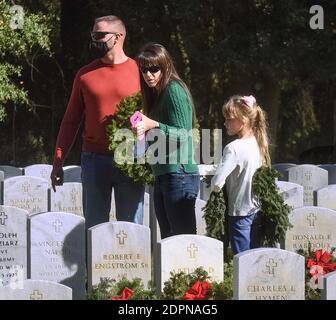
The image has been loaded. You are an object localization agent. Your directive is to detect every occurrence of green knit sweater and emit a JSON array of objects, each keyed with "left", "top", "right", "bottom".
[{"left": 148, "top": 80, "right": 199, "bottom": 176}]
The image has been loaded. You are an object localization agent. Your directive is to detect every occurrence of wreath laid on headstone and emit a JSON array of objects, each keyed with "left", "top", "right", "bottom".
[
  {"left": 297, "top": 244, "right": 336, "bottom": 300},
  {"left": 106, "top": 92, "right": 155, "bottom": 185},
  {"left": 203, "top": 166, "right": 293, "bottom": 252},
  {"left": 87, "top": 277, "right": 157, "bottom": 300},
  {"left": 161, "top": 266, "right": 232, "bottom": 300},
  {"left": 87, "top": 266, "right": 234, "bottom": 300}
]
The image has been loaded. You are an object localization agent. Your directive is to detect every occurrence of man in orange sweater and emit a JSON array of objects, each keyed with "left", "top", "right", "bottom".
[{"left": 51, "top": 15, "right": 144, "bottom": 229}]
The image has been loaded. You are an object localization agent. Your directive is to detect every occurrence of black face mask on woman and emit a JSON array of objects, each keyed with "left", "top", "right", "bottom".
[{"left": 89, "top": 41, "right": 109, "bottom": 58}]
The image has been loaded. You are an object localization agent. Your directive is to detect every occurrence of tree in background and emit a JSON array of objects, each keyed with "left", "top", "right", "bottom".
[
  {"left": 0, "top": 0, "right": 55, "bottom": 119},
  {"left": 0, "top": 0, "right": 61, "bottom": 164},
  {"left": 0, "top": 0, "right": 335, "bottom": 165}
]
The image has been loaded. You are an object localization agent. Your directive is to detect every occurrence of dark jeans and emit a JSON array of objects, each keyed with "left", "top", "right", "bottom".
[
  {"left": 154, "top": 166, "right": 200, "bottom": 239},
  {"left": 81, "top": 152, "right": 144, "bottom": 229},
  {"left": 228, "top": 211, "right": 262, "bottom": 255}
]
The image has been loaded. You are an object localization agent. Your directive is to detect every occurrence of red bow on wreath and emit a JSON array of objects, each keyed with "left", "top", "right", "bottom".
[
  {"left": 307, "top": 249, "right": 336, "bottom": 276},
  {"left": 183, "top": 281, "right": 212, "bottom": 300},
  {"left": 112, "top": 287, "right": 134, "bottom": 300}
]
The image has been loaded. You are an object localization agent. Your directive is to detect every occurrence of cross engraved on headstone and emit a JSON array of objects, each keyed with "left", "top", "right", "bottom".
[
  {"left": 305, "top": 172, "right": 312, "bottom": 181},
  {"left": 21, "top": 181, "right": 30, "bottom": 194},
  {"left": 70, "top": 188, "right": 78, "bottom": 204},
  {"left": 294, "top": 171, "right": 298, "bottom": 181},
  {"left": 116, "top": 230, "right": 127, "bottom": 245},
  {"left": 40, "top": 169, "right": 48, "bottom": 180},
  {"left": 52, "top": 219, "right": 63, "bottom": 233},
  {"left": 264, "top": 258, "right": 278, "bottom": 275},
  {"left": 307, "top": 213, "right": 317, "bottom": 227},
  {"left": 30, "top": 290, "right": 43, "bottom": 300},
  {"left": 187, "top": 243, "right": 198, "bottom": 259},
  {"left": 0, "top": 212, "right": 8, "bottom": 225},
  {"left": 280, "top": 187, "right": 298, "bottom": 201}
]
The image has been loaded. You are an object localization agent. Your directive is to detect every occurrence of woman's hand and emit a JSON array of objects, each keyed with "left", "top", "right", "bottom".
[{"left": 135, "top": 113, "right": 159, "bottom": 137}]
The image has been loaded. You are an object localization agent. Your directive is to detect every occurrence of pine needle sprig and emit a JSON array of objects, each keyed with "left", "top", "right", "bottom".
[{"left": 106, "top": 92, "right": 155, "bottom": 185}]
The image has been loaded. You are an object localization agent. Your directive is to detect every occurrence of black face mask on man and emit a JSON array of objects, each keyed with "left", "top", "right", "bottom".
[{"left": 89, "top": 40, "right": 110, "bottom": 58}]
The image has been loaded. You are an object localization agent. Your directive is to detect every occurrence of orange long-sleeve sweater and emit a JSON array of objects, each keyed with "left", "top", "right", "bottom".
[{"left": 53, "top": 58, "right": 140, "bottom": 166}]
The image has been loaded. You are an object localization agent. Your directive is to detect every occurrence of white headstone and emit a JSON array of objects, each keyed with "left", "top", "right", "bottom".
[
  {"left": 49, "top": 183, "right": 83, "bottom": 216},
  {"left": 233, "top": 248, "right": 305, "bottom": 300},
  {"left": 276, "top": 181, "right": 304, "bottom": 209},
  {"left": 63, "top": 166, "right": 82, "bottom": 183},
  {"left": 200, "top": 179, "right": 212, "bottom": 201},
  {"left": 4, "top": 176, "right": 48, "bottom": 214},
  {"left": 144, "top": 192, "right": 150, "bottom": 227},
  {"left": 156, "top": 235, "right": 223, "bottom": 292},
  {"left": 109, "top": 190, "right": 116, "bottom": 222},
  {"left": 0, "top": 166, "right": 23, "bottom": 179},
  {"left": 196, "top": 198, "right": 207, "bottom": 235},
  {"left": 0, "top": 171, "right": 3, "bottom": 205},
  {"left": 198, "top": 164, "right": 215, "bottom": 201},
  {"left": 29, "top": 212, "right": 86, "bottom": 300},
  {"left": 318, "top": 164, "right": 336, "bottom": 185},
  {"left": 0, "top": 206, "right": 28, "bottom": 287},
  {"left": 322, "top": 271, "right": 336, "bottom": 300},
  {"left": 0, "top": 279, "right": 72, "bottom": 300},
  {"left": 24, "top": 164, "right": 52, "bottom": 182},
  {"left": 314, "top": 185, "right": 336, "bottom": 210},
  {"left": 272, "top": 163, "right": 296, "bottom": 181},
  {"left": 88, "top": 222, "right": 151, "bottom": 290},
  {"left": 285, "top": 206, "right": 336, "bottom": 252},
  {"left": 288, "top": 165, "right": 328, "bottom": 206}
]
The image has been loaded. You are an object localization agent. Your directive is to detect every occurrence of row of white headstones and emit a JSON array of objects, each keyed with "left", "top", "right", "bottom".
[
  {"left": 0, "top": 163, "right": 335, "bottom": 300},
  {"left": 1, "top": 163, "right": 336, "bottom": 215}
]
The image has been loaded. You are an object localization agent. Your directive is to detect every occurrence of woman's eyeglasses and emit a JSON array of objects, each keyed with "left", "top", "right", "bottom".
[
  {"left": 140, "top": 66, "right": 161, "bottom": 74},
  {"left": 91, "top": 31, "right": 122, "bottom": 41}
]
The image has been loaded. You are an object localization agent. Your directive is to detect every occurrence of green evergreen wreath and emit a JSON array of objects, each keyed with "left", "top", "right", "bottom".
[
  {"left": 106, "top": 92, "right": 200, "bottom": 185},
  {"left": 252, "top": 166, "right": 293, "bottom": 247},
  {"left": 87, "top": 277, "right": 157, "bottom": 300},
  {"left": 161, "top": 267, "right": 229, "bottom": 300},
  {"left": 203, "top": 188, "right": 229, "bottom": 252},
  {"left": 203, "top": 166, "right": 293, "bottom": 251},
  {"left": 106, "top": 92, "right": 155, "bottom": 185}
]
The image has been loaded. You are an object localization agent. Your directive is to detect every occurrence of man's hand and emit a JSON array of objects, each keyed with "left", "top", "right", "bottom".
[{"left": 50, "top": 165, "right": 64, "bottom": 192}]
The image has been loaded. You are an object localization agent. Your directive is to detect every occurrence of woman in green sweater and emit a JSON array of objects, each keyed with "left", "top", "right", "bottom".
[{"left": 135, "top": 43, "right": 199, "bottom": 239}]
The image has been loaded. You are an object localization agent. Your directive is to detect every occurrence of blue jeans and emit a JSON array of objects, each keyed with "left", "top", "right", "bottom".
[
  {"left": 154, "top": 166, "right": 200, "bottom": 239},
  {"left": 81, "top": 152, "right": 144, "bottom": 229},
  {"left": 228, "top": 211, "right": 261, "bottom": 255}
]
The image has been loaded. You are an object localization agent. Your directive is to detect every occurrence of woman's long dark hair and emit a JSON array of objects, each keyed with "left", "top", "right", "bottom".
[{"left": 136, "top": 43, "right": 197, "bottom": 127}]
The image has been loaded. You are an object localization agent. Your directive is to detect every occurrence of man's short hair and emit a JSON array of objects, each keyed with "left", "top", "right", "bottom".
[{"left": 94, "top": 15, "right": 126, "bottom": 33}]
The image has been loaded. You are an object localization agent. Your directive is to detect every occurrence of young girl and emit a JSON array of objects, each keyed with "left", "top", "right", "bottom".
[
  {"left": 134, "top": 43, "right": 199, "bottom": 239},
  {"left": 211, "top": 95, "right": 271, "bottom": 255}
]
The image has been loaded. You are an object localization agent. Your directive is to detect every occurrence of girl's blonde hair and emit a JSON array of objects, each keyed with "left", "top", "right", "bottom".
[{"left": 222, "top": 95, "right": 271, "bottom": 166}]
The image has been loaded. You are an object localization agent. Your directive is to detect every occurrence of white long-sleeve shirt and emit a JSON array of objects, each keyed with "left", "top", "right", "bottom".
[{"left": 211, "top": 136, "right": 262, "bottom": 217}]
